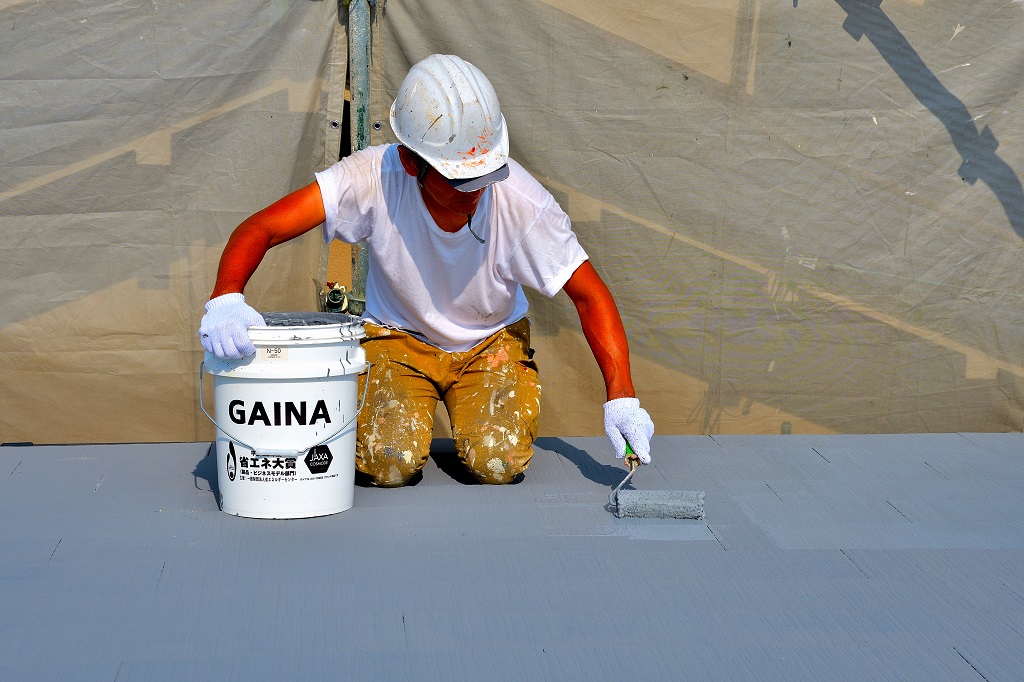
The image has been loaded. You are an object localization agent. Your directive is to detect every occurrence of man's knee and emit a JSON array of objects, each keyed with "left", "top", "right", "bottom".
[
  {"left": 354, "top": 351, "right": 436, "bottom": 487},
  {"left": 360, "top": 465, "right": 418, "bottom": 488},
  {"left": 357, "top": 443, "right": 427, "bottom": 487},
  {"left": 460, "top": 438, "right": 534, "bottom": 484}
]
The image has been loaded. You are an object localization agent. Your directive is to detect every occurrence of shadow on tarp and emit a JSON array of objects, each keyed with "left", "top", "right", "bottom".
[
  {"left": 833, "top": 0, "right": 1024, "bottom": 239},
  {"left": 536, "top": 437, "right": 633, "bottom": 489}
]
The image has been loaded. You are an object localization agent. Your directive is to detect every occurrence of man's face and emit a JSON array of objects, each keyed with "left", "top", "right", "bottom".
[
  {"left": 397, "top": 145, "right": 487, "bottom": 217},
  {"left": 419, "top": 165, "right": 485, "bottom": 216}
]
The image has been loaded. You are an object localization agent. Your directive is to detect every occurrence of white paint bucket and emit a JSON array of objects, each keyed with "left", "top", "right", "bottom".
[{"left": 201, "top": 312, "right": 366, "bottom": 519}]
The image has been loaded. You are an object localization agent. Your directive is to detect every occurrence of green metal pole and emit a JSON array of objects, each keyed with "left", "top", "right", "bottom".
[{"left": 348, "top": 0, "right": 371, "bottom": 315}]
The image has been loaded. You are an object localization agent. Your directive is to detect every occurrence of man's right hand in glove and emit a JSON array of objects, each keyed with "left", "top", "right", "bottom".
[
  {"left": 198, "top": 293, "right": 266, "bottom": 359},
  {"left": 603, "top": 397, "right": 655, "bottom": 464}
]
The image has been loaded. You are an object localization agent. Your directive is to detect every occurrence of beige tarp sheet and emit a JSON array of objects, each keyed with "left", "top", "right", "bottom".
[{"left": 2, "top": 0, "right": 1022, "bottom": 444}]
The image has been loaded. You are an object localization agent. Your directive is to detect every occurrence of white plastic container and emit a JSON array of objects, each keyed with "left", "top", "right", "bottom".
[{"left": 202, "top": 312, "right": 366, "bottom": 519}]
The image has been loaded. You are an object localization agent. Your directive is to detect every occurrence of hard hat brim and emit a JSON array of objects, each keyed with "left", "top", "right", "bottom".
[{"left": 446, "top": 163, "right": 510, "bottom": 192}]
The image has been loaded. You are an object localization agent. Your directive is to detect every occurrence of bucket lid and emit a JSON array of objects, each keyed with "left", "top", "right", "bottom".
[
  {"left": 261, "top": 312, "right": 362, "bottom": 327},
  {"left": 244, "top": 311, "right": 366, "bottom": 344},
  {"left": 202, "top": 311, "right": 366, "bottom": 378},
  {"left": 201, "top": 311, "right": 366, "bottom": 378}
]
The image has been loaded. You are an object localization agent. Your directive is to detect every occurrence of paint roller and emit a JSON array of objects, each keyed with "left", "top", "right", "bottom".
[{"left": 609, "top": 444, "right": 705, "bottom": 520}]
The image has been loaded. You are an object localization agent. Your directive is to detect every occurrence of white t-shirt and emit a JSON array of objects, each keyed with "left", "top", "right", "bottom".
[{"left": 315, "top": 144, "right": 588, "bottom": 352}]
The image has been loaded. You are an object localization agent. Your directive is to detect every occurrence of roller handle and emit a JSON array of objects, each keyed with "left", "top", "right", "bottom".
[
  {"left": 610, "top": 442, "right": 644, "bottom": 509},
  {"left": 624, "top": 442, "right": 642, "bottom": 471}
]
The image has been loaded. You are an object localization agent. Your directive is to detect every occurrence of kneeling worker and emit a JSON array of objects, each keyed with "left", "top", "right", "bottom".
[{"left": 199, "top": 54, "right": 654, "bottom": 486}]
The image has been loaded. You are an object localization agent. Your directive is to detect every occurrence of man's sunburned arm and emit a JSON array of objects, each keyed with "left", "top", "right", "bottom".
[
  {"left": 561, "top": 260, "right": 636, "bottom": 402},
  {"left": 211, "top": 181, "right": 327, "bottom": 297}
]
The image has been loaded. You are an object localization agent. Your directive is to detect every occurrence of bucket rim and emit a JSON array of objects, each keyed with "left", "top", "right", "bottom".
[{"left": 246, "top": 324, "right": 365, "bottom": 343}]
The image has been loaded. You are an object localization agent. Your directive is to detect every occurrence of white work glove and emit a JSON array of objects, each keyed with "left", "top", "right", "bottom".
[
  {"left": 603, "top": 397, "right": 654, "bottom": 464},
  {"left": 198, "top": 293, "right": 266, "bottom": 359}
]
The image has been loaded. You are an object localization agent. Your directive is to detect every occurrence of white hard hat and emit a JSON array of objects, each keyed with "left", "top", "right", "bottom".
[{"left": 390, "top": 54, "right": 510, "bottom": 192}]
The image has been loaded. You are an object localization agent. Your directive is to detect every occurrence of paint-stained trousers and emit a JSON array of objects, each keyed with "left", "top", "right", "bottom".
[{"left": 355, "top": 317, "right": 541, "bottom": 486}]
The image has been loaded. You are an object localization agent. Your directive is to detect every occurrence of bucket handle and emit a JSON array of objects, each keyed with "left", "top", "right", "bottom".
[{"left": 198, "top": 360, "right": 371, "bottom": 457}]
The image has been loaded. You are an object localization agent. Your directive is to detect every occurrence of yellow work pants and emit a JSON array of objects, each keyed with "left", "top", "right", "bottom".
[{"left": 356, "top": 317, "right": 541, "bottom": 486}]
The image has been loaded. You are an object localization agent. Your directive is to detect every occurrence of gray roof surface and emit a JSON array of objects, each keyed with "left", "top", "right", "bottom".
[{"left": 2, "top": 433, "right": 1023, "bottom": 681}]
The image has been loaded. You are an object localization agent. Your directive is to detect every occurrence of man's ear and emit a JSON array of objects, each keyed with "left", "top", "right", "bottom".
[{"left": 396, "top": 145, "right": 420, "bottom": 177}]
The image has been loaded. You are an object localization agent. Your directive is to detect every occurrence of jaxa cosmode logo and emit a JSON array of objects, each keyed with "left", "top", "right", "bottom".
[
  {"left": 305, "top": 445, "right": 333, "bottom": 474},
  {"left": 226, "top": 442, "right": 238, "bottom": 481}
]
